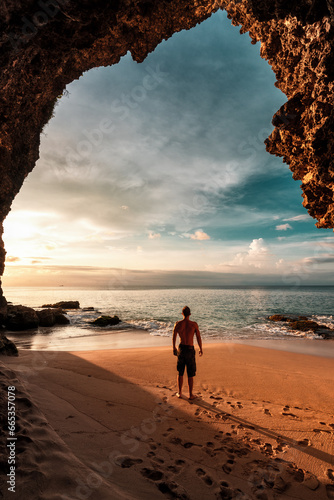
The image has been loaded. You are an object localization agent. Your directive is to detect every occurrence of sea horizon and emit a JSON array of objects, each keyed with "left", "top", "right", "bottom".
[{"left": 3, "top": 285, "right": 334, "bottom": 352}]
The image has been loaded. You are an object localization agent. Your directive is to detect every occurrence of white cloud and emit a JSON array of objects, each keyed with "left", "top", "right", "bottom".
[
  {"left": 276, "top": 223, "right": 292, "bottom": 231},
  {"left": 148, "top": 231, "right": 161, "bottom": 240},
  {"left": 227, "top": 238, "right": 271, "bottom": 269},
  {"left": 283, "top": 214, "right": 309, "bottom": 222},
  {"left": 6, "top": 256, "right": 20, "bottom": 263},
  {"left": 185, "top": 230, "right": 210, "bottom": 241}
]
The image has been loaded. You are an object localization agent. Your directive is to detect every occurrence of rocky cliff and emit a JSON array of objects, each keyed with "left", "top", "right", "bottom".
[{"left": 0, "top": 0, "right": 333, "bottom": 309}]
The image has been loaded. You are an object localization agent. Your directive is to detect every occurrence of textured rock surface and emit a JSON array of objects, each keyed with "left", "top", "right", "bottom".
[
  {"left": 36, "top": 307, "right": 70, "bottom": 326},
  {"left": 268, "top": 314, "right": 334, "bottom": 338},
  {"left": 41, "top": 301, "right": 80, "bottom": 309},
  {"left": 90, "top": 315, "right": 121, "bottom": 327},
  {"left": 0, "top": 335, "right": 18, "bottom": 356},
  {"left": 5, "top": 305, "right": 39, "bottom": 331},
  {"left": 0, "top": 0, "right": 333, "bottom": 307}
]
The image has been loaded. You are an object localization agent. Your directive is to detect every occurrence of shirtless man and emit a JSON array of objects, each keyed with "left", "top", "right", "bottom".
[{"left": 172, "top": 306, "right": 203, "bottom": 400}]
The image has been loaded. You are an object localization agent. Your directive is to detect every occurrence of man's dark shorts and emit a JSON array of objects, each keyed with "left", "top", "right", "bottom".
[{"left": 177, "top": 344, "right": 196, "bottom": 378}]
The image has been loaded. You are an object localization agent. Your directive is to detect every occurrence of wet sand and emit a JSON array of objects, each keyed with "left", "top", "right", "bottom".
[{"left": 1, "top": 342, "right": 334, "bottom": 499}]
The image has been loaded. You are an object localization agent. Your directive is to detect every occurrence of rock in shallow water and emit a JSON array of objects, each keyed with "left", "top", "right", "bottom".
[
  {"left": 36, "top": 308, "right": 70, "bottom": 327},
  {"left": 41, "top": 301, "right": 80, "bottom": 309},
  {"left": 90, "top": 315, "right": 120, "bottom": 327},
  {"left": 268, "top": 314, "right": 333, "bottom": 338}
]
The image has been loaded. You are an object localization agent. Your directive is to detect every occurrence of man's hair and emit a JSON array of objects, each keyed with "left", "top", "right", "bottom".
[{"left": 182, "top": 306, "right": 191, "bottom": 317}]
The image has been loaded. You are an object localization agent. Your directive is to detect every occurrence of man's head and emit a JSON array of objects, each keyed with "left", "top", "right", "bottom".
[{"left": 182, "top": 306, "right": 191, "bottom": 318}]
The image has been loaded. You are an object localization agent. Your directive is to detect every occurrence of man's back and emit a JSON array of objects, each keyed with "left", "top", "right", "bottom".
[{"left": 174, "top": 318, "right": 198, "bottom": 346}]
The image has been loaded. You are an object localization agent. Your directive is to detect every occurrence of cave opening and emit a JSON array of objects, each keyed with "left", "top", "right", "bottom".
[
  {"left": 4, "top": 7, "right": 334, "bottom": 288},
  {"left": 1, "top": 2, "right": 334, "bottom": 301}
]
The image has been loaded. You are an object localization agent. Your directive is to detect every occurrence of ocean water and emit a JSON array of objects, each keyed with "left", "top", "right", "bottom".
[{"left": 3, "top": 286, "right": 334, "bottom": 350}]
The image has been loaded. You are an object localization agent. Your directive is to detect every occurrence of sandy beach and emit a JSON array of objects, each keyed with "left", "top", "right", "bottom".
[{"left": 1, "top": 341, "right": 334, "bottom": 499}]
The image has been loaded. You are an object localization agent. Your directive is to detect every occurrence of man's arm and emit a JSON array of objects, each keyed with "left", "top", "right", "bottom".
[
  {"left": 195, "top": 324, "right": 203, "bottom": 356},
  {"left": 172, "top": 323, "right": 178, "bottom": 355}
]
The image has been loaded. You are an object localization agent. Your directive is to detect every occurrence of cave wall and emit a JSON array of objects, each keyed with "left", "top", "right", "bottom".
[{"left": 0, "top": 0, "right": 333, "bottom": 309}]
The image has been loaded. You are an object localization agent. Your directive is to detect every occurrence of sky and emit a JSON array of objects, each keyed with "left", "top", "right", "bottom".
[{"left": 3, "top": 9, "right": 334, "bottom": 288}]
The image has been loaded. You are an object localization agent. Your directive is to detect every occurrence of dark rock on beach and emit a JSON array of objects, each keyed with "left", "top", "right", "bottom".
[
  {"left": 41, "top": 301, "right": 80, "bottom": 309},
  {"left": 268, "top": 314, "right": 334, "bottom": 338},
  {"left": 90, "top": 315, "right": 121, "bottom": 327},
  {"left": 268, "top": 314, "right": 291, "bottom": 322},
  {"left": 3, "top": 304, "right": 70, "bottom": 331},
  {"left": 54, "top": 311, "right": 71, "bottom": 325},
  {"left": 5, "top": 305, "right": 39, "bottom": 331},
  {"left": 0, "top": 335, "right": 18, "bottom": 356},
  {"left": 36, "top": 308, "right": 70, "bottom": 327}
]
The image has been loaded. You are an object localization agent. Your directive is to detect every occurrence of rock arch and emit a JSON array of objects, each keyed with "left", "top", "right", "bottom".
[{"left": 0, "top": 0, "right": 333, "bottom": 313}]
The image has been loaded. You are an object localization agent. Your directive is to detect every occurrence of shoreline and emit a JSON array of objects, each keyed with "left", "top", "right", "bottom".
[
  {"left": 1, "top": 343, "right": 334, "bottom": 499},
  {"left": 5, "top": 326, "right": 334, "bottom": 358}
]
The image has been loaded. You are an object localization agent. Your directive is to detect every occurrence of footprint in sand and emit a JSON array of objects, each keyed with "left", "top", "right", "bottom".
[
  {"left": 167, "top": 465, "right": 180, "bottom": 473},
  {"left": 15, "top": 435, "right": 33, "bottom": 454},
  {"left": 282, "top": 411, "right": 299, "bottom": 419},
  {"left": 184, "top": 442, "right": 198, "bottom": 449},
  {"left": 326, "top": 484, "right": 334, "bottom": 499},
  {"left": 163, "top": 427, "right": 175, "bottom": 437},
  {"left": 275, "top": 440, "right": 289, "bottom": 453},
  {"left": 297, "top": 438, "right": 311, "bottom": 447},
  {"left": 327, "top": 469, "right": 334, "bottom": 481},
  {"left": 196, "top": 468, "right": 214, "bottom": 486},
  {"left": 222, "top": 464, "right": 232, "bottom": 474},
  {"left": 264, "top": 408, "right": 272, "bottom": 416},
  {"left": 17, "top": 396, "right": 33, "bottom": 409},
  {"left": 115, "top": 456, "right": 143, "bottom": 468},
  {"left": 141, "top": 467, "right": 164, "bottom": 481},
  {"left": 260, "top": 442, "right": 274, "bottom": 455},
  {"left": 157, "top": 480, "right": 188, "bottom": 499}
]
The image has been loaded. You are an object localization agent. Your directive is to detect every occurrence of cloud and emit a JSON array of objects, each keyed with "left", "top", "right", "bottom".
[
  {"left": 283, "top": 214, "right": 309, "bottom": 222},
  {"left": 6, "top": 256, "right": 20, "bottom": 263},
  {"left": 276, "top": 223, "right": 292, "bottom": 231},
  {"left": 186, "top": 230, "right": 210, "bottom": 241},
  {"left": 148, "top": 231, "right": 161, "bottom": 240},
  {"left": 302, "top": 255, "right": 334, "bottom": 265},
  {"left": 220, "top": 238, "right": 271, "bottom": 270}
]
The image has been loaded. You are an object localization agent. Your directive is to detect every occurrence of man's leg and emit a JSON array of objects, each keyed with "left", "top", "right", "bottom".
[
  {"left": 177, "top": 374, "right": 183, "bottom": 397},
  {"left": 188, "top": 376, "right": 196, "bottom": 399}
]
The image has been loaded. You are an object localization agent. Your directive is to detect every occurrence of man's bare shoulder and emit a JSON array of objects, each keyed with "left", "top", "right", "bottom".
[{"left": 173, "top": 320, "right": 182, "bottom": 329}]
